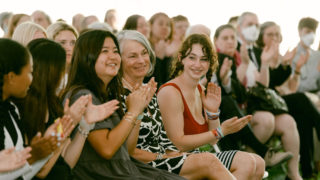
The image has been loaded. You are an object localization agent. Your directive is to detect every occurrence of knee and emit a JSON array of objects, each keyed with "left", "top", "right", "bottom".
[
  {"left": 252, "top": 154, "right": 266, "bottom": 178},
  {"left": 191, "top": 152, "right": 222, "bottom": 170},
  {"left": 232, "top": 152, "right": 256, "bottom": 176},
  {"left": 254, "top": 111, "right": 275, "bottom": 129}
]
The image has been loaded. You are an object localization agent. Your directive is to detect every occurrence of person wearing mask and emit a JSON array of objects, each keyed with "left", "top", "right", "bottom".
[{"left": 237, "top": 12, "right": 301, "bottom": 180}]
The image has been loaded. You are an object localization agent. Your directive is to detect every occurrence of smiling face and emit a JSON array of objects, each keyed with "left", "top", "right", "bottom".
[
  {"left": 121, "top": 40, "right": 150, "bottom": 81},
  {"left": 215, "top": 27, "right": 237, "bottom": 56},
  {"left": 181, "top": 44, "right": 209, "bottom": 80},
  {"left": 54, "top": 30, "right": 76, "bottom": 65},
  {"left": 95, "top": 37, "right": 121, "bottom": 86}
]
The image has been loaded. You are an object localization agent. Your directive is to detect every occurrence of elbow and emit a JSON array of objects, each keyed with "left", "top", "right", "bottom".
[
  {"left": 99, "top": 149, "right": 117, "bottom": 160},
  {"left": 174, "top": 144, "right": 191, "bottom": 152}
]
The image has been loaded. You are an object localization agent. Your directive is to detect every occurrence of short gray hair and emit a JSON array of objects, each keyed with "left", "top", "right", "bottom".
[
  {"left": 237, "top": 12, "right": 257, "bottom": 27},
  {"left": 88, "top": 22, "right": 113, "bottom": 32},
  {"left": 117, "top": 30, "right": 155, "bottom": 76}
]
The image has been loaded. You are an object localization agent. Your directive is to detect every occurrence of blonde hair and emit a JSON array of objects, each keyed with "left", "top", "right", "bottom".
[
  {"left": 12, "top": 21, "right": 47, "bottom": 46},
  {"left": 5, "top": 14, "right": 30, "bottom": 38},
  {"left": 47, "top": 21, "right": 78, "bottom": 40}
]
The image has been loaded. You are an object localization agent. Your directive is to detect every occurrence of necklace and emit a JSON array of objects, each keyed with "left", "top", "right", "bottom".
[{"left": 122, "top": 78, "right": 135, "bottom": 91}]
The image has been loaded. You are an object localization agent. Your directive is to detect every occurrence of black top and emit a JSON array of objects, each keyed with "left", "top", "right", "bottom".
[{"left": 269, "top": 65, "right": 291, "bottom": 90}]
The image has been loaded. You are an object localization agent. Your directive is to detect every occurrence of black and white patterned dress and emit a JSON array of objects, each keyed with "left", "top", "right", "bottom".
[
  {"left": 122, "top": 89, "right": 187, "bottom": 174},
  {"left": 122, "top": 88, "right": 237, "bottom": 174}
]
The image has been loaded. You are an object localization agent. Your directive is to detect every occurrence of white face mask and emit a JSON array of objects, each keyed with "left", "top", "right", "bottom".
[
  {"left": 242, "top": 25, "right": 260, "bottom": 42},
  {"left": 301, "top": 32, "right": 315, "bottom": 47}
]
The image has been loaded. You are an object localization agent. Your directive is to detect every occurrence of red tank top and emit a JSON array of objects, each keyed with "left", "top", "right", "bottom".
[{"left": 159, "top": 83, "right": 209, "bottom": 135}]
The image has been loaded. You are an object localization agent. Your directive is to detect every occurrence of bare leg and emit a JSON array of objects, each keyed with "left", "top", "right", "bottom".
[
  {"left": 251, "top": 111, "right": 275, "bottom": 143},
  {"left": 274, "top": 114, "right": 302, "bottom": 180},
  {"left": 250, "top": 153, "right": 266, "bottom": 180},
  {"left": 180, "top": 152, "right": 236, "bottom": 180},
  {"left": 229, "top": 151, "right": 258, "bottom": 180}
]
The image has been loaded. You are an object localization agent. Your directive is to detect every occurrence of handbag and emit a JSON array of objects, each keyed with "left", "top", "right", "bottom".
[{"left": 247, "top": 82, "right": 288, "bottom": 115}]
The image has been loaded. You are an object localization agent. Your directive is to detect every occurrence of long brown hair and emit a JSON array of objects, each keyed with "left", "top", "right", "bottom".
[{"left": 171, "top": 34, "right": 218, "bottom": 83}]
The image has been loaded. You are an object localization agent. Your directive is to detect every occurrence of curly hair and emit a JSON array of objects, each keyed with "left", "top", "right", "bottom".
[{"left": 170, "top": 33, "right": 218, "bottom": 83}]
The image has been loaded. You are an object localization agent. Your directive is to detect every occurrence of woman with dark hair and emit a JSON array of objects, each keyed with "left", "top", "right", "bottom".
[
  {"left": 158, "top": 34, "right": 265, "bottom": 179},
  {"left": 123, "top": 14, "right": 149, "bottom": 38},
  {"left": 23, "top": 38, "right": 116, "bottom": 179},
  {"left": 257, "top": 21, "right": 320, "bottom": 179},
  {"left": 0, "top": 38, "right": 60, "bottom": 179},
  {"left": 63, "top": 29, "right": 185, "bottom": 179}
]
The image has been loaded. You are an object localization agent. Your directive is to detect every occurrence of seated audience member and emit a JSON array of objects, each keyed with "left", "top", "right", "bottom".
[
  {"left": 79, "top": 15, "right": 98, "bottom": 33},
  {"left": 87, "top": 22, "right": 113, "bottom": 32},
  {"left": 228, "top": 16, "right": 238, "bottom": 28},
  {"left": 257, "top": 21, "right": 320, "bottom": 178},
  {"left": 185, "top": 24, "right": 211, "bottom": 38},
  {"left": 291, "top": 17, "right": 320, "bottom": 95},
  {"left": 72, "top": 13, "right": 85, "bottom": 33},
  {"left": 147, "top": 12, "right": 174, "bottom": 87},
  {"left": 213, "top": 24, "right": 293, "bottom": 167},
  {"left": 31, "top": 10, "right": 52, "bottom": 29},
  {"left": 104, "top": 9, "right": 118, "bottom": 33},
  {"left": 22, "top": 38, "right": 116, "bottom": 179},
  {"left": 236, "top": 12, "right": 301, "bottom": 180},
  {"left": 0, "top": 38, "right": 60, "bottom": 179},
  {"left": 5, "top": 13, "right": 31, "bottom": 38},
  {"left": 12, "top": 21, "right": 47, "bottom": 46},
  {"left": 0, "top": 12, "right": 12, "bottom": 35},
  {"left": 47, "top": 21, "right": 78, "bottom": 92},
  {"left": 157, "top": 33, "right": 265, "bottom": 180},
  {"left": 118, "top": 30, "right": 239, "bottom": 179},
  {"left": 166, "top": 15, "right": 189, "bottom": 57},
  {"left": 62, "top": 29, "right": 185, "bottom": 179},
  {"left": 123, "top": 14, "right": 150, "bottom": 38}
]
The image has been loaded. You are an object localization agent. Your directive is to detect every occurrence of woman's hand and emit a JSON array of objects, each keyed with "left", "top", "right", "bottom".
[
  {"left": 219, "top": 57, "right": 233, "bottom": 85},
  {"left": 126, "top": 78, "right": 156, "bottom": 116},
  {"left": 295, "top": 51, "right": 309, "bottom": 73},
  {"left": 282, "top": 48, "right": 297, "bottom": 65},
  {"left": 261, "top": 42, "right": 279, "bottom": 64},
  {"left": 201, "top": 82, "right": 221, "bottom": 113},
  {"left": 220, "top": 115, "right": 252, "bottom": 136},
  {"left": 84, "top": 95, "right": 119, "bottom": 124},
  {"left": 28, "top": 132, "right": 57, "bottom": 164},
  {"left": 239, "top": 42, "right": 250, "bottom": 64},
  {"left": 64, "top": 95, "right": 89, "bottom": 125},
  {"left": 0, "top": 147, "right": 31, "bottom": 172}
]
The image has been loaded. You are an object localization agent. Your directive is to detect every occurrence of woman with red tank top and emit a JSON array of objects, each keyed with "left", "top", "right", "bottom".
[{"left": 158, "top": 34, "right": 266, "bottom": 180}]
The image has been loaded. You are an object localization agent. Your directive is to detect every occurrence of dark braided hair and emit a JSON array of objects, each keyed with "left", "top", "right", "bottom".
[
  {"left": 0, "top": 38, "right": 31, "bottom": 150},
  {"left": 170, "top": 34, "right": 218, "bottom": 84}
]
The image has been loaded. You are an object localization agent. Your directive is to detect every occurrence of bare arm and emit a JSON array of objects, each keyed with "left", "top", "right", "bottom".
[{"left": 157, "top": 86, "right": 217, "bottom": 152}]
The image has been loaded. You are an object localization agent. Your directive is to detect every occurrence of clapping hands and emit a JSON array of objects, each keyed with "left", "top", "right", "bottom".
[{"left": 201, "top": 82, "right": 221, "bottom": 113}]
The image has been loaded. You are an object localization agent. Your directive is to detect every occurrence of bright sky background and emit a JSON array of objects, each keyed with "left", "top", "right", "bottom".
[{"left": 1, "top": 0, "right": 320, "bottom": 53}]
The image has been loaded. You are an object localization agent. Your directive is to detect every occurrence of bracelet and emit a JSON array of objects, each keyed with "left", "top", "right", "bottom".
[
  {"left": 206, "top": 109, "right": 220, "bottom": 120},
  {"left": 294, "top": 70, "right": 301, "bottom": 75},
  {"left": 211, "top": 126, "right": 224, "bottom": 140},
  {"left": 78, "top": 126, "right": 89, "bottom": 137},
  {"left": 79, "top": 116, "right": 95, "bottom": 132},
  {"left": 124, "top": 112, "right": 136, "bottom": 125},
  {"left": 156, "top": 153, "right": 163, "bottom": 160},
  {"left": 137, "top": 113, "right": 144, "bottom": 120}
]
